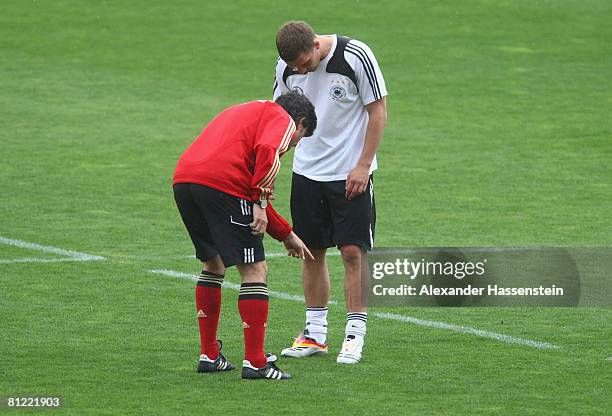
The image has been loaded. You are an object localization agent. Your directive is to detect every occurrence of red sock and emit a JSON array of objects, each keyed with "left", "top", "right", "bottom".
[
  {"left": 238, "top": 282, "right": 269, "bottom": 368},
  {"left": 196, "top": 271, "right": 224, "bottom": 359}
]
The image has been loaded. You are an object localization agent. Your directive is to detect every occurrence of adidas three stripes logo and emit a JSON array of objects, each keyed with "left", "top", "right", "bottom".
[
  {"left": 265, "top": 367, "right": 283, "bottom": 380},
  {"left": 243, "top": 248, "right": 255, "bottom": 263}
]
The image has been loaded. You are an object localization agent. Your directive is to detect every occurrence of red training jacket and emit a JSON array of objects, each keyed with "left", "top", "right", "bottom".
[{"left": 173, "top": 100, "right": 295, "bottom": 241}]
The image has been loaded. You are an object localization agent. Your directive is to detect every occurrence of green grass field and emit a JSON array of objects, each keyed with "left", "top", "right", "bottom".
[{"left": 1, "top": 0, "right": 611, "bottom": 414}]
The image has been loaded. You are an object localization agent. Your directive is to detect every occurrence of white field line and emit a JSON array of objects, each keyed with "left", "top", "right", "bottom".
[
  {"left": 371, "top": 312, "right": 560, "bottom": 350},
  {"left": 0, "top": 258, "right": 101, "bottom": 265},
  {"left": 0, "top": 236, "right": 106, "bottom": 263},
  {"left": 150, "top": 268, "right": 560, "bottom": 350}
]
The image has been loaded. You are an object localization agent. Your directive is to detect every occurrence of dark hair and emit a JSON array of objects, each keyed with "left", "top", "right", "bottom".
[
  {"left": 275, "top": 91, "right": 317, "bottom": 137},
  {"left": 276, "top": 21, "right": 316, "bottom": 62}
]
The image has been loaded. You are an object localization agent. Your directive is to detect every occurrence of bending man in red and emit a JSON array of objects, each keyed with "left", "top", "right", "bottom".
[{"left": 173, "top": 91, "right": 316, "bottom": 380}]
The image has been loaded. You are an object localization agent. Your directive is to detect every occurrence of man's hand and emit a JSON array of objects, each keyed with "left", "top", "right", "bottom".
[
  {"left": 345, "top": 163, "right": 370, "bottom": 200},
  {"left": 250, "top": 203, "right": 268, "bottom": 235},
  {"left": 283, "top": 231, "right": 315, "bottom": 261}
]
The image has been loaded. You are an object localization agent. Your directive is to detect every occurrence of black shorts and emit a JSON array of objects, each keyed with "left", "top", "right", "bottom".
[
  {"left": 173, "top": 183, "right": 265, "bottom": 267},
  {"left": 290, "top": 173, "right": 376, "bottom": 251}
]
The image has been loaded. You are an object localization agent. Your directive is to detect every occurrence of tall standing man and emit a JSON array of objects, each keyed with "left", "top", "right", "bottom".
[
  {"left": 274, "top": 21, "right": 388, "bottom": 364},
  {"left": 173, "top": 91, "right": 317, "bottom": 380}
]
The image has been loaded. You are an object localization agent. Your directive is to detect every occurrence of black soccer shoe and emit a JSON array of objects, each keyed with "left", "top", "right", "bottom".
[
  {"left": 241, "top": 353, "right": 292, "bottom": 380},
  {"left": 197, "top": 340, "right": 236, "bottom": 373}
]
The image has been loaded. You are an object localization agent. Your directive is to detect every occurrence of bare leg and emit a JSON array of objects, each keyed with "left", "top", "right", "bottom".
[
  {"left": 340, "top": 245, "right": 369, "bottom": 313},
  {"left": 336, "top": 245, "right": 369, "bottom": 364},
  {"left": 202, "top": 255, "right": 225, "bottom": 276},
  {"left": 236, "top": 261, "right": 268, "bottom": 284},
  {"left": 302, "top": 248, "right": 330, "bottom": 307}
]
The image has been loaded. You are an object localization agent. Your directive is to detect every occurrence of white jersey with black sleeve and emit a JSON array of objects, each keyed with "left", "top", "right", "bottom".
[{"left": 273, "top": 35, "right": 387, "bottom": 182}]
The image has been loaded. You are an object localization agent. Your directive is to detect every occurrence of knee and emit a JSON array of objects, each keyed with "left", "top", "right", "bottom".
[
  {"left": 251, "top": 261, "right": 268, "bottom": 282},
  {"left": 238, "top": 261, "right": 268, "bottom": 283},
  {"left": 303, "top": 249, "right": 327, "bottom": 269},
  {"left": 340, "top": 245, "right": 364, "bottom": 268},
  {"left": 258, "top": 261, "right": 268, "bottom": 278},
  {"left": 203, "top": 255, "right": 226, "bottom": 275}
]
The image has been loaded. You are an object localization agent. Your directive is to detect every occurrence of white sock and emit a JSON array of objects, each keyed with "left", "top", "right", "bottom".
[
  {"left": 346, "top": 312, "right": 367, "bottom": 339},
  {"left": 305, "top": 307, "right": 328, "bottom": 344}
]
